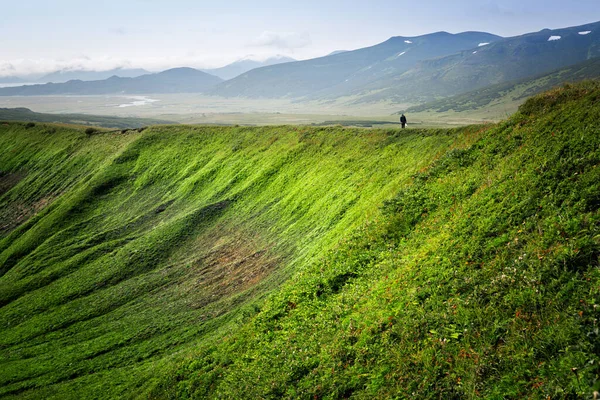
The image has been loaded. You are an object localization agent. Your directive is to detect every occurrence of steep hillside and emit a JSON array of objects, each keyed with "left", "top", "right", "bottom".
[
  {"left": 158, "top": 82, "right": 600, "bottom": 398},
  {"left": 0, "top": 68, "right": 222, "bottom": 96},
  {"left": 211, "top": 31, "right": 500, "bottom": 98},
  {"left": 355, "top": 21, "right": 600, "bottom": 104},
  {"left": 408, "top": 57, "right": 600, "bottom": 113},
  {"left": 0, "top": 117, "right": 471, "bottom": 398},
  {"left": 1, "top": 82, "right": 598, "bottom": 399}
]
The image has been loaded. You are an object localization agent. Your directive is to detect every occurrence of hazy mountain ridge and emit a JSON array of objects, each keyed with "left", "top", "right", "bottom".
[
  {"left": 210, "top": 31, "right": 502, "bottom": 98},
  {"left": 202, "top": 55, "right": 296, "bottom": 80},
  {"left": 407, "top": 56, "right": 600, "bottom": 113},
  {"left": 0, "top": 77, "right": 25, "bottom": 84},
  {"left": 38, "top": 68, "right": 150, "bottom": 83},
  {"left": 350, "top": 21, "right": 600, "bottom": 103},
  {"left": 0, "top": 67, "right": 223, "bottom": 96},
  {"left": 1, "top": 21, "right": 598, "bottom": 104}
]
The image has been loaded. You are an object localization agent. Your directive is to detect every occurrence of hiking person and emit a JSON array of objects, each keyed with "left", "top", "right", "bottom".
[{"left": 400, "top": 113, "right": 407, "bottom": 128}]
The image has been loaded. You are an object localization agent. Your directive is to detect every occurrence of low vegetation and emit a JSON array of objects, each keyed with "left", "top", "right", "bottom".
[
  {"left": 0, "top": 82, "right": 598, "bottom": 398},
  {"left": 408, "top": 57, "right": 600, "bottom": 113}
]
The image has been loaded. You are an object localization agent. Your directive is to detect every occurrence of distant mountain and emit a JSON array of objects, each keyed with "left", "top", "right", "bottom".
[
  {"left": 210, "top": 31, "right": 502, "bottom": 98},
  {"left": 352, "top": 21, "right": 600, "bottom": 104},
  {"left": 0, "top": 68, "right": 223, "bottom": 96},
  {"left": 327, "top": 50, "right": 349, "bottom": 56},
  {"left": 38, "top": 68, "right": 150, "bottom": 83},
  {"left": 203, "top": 56, "right": 295, "bottom": 80},
  {"left": 0, "top": 107, "right": 175, "bottom": 128},
  {"left": 0, "top": 76, "right": 24, "bottom": 84},
  {"left": 407, "top": 56, "right": 600, "bottom": 113}
]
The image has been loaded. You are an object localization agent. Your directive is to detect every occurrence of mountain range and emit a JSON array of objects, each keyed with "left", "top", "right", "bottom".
[
  {"left": 1, "top": 21, "right": 598, "bottom": 106},
  {"left": 38, "top": 68, "right": 150, "bottom": 83},
  {"left": 212, "top": 21, "right": 599, "bottom": 103},
  {"left": 202, "top": 55, "right": 295, "bottom": 80},
  {"left": 0, "top": 68, "right": 222, "bottom": 96},
  {"left": 349, "top": 21, "right": 600, "bottom": 104},
  {"left": 408, "top": 56, "right": 600, "bottom": 113},
  {"left": 211, "top": 31, "right": 502, "bottom": 98}
]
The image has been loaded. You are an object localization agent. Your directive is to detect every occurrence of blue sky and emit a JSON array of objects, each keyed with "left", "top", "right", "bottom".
[{"left": 2, "top": 0, "right": 599, "bottom": 76}]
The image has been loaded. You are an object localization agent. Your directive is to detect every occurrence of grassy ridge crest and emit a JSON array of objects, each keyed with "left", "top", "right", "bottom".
[
  {"left": 0, "top": 82, "right": 598, "bottom": 398},
  {"left": 0, "top": 120, "right": 477, "bottom": 398},
  {"left": 158, "top": 82, "right": 600, "bottom": 399}
]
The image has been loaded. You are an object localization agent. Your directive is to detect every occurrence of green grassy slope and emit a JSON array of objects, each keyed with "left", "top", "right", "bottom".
[
  {"left": 408, "top": 57, "right": 600, "bottom": 113},
  {"left": 1, "top": 82, "right": 599, "bottom": 399},
  {"left": 0, "top": 119, "right": 476, "bottom": 398},
  {"left": 156, "top": 82, "right": 600, "bottom": 399}
]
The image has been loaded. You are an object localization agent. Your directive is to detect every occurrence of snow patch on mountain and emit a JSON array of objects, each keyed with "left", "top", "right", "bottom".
[
  {"left": 478, "top": 43, "right": 489, "bottom": 47},
  {"left": 548, "top": 36, "right": 561, "bottom": 41},
  {"left": 579, "top": 31, "right": 592, "bottom": 35},
  {"left": 404, "top": 40, "right": 413, "bottom": 44}
]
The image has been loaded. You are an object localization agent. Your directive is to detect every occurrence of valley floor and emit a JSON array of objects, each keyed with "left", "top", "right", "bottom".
[{"left": 0, "top": 93, "right": 508, "bottom": 128}]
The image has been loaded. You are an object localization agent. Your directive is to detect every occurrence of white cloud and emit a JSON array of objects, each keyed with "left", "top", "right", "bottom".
[
  {"left": 478, "top": 2, "right": 516, "bottom": 17},
  {"left": 250, "top": 31, "right": 311, "bottom": 50},
  {"left": 0, "top": 56, "right": 138, "bottom": 77}
]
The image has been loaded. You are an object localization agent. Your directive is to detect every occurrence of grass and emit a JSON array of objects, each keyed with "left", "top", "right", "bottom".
[
  {"left": 157, "top": 81, "right": 600, "bottom": 399},
  {"left": 408, "top": 57, "right": 600, "bottom": 114},
  {"left": 0, "top": 82, "right": 599, "bottom": 398},
  {"left": 0, "top": 119, "right": 471, "bottom": 398}
]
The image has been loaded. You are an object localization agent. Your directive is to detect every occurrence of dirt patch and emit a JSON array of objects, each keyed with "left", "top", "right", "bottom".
[
  {"left": 0, "top": 194, "right": 56, "bottom": 237},
  {"left": 0, "top": 171, "right": 26, "bottom": 197},
  {"left": 182, "top": 233, "right": 281, "bottom": 309}
]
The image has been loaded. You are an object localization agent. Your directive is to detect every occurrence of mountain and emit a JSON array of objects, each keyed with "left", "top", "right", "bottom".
[
  {"left": 352, "top": 21, "right": 600, "bottom": 104},
  {"left": 0, "top": 107, "right": 175, "bottom": 128},
  {"left": 203, "top": 55, "right": 295, "bottom": 80},
  {"left": 1, "top": 82, "right": 599, "bottom": 398},
  {"left": 38, "top": 68, "right": 150, "bottom": 83},
  {"left": 408, "top": 56, "right": 600, "bottom": 113},
  {"left": 210, "top": 31, "right": 501, "bottom": 98},
  {"left": 0, "top": 77, "right": 24, "bottom": 84},
  {"left": 327, "top": 50, "right": 349, "bottom": 56},
  {"left": 0, "top": 68, "right": 223, "bottom": 96}
]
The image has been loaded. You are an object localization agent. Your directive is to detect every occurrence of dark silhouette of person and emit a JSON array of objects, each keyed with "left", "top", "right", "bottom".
[{"left": 400, "top": 113, "right": 407, "bottom": 128}]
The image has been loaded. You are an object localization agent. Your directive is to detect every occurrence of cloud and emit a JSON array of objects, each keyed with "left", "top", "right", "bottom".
[
  {"left": 0, "top": 54, "right": 249, "bottom": 77},
  {"left": 250, "top": 31, "right": 311, "bottom": 50},
  {"left": 112, "top": 27, "right": 127, "bottom": 36},
  {"left": 478, "top": 2, "right": 516, "bottom": 17},
  {"left": 0, "top": 56, "right": 137, "bottom": 78}
]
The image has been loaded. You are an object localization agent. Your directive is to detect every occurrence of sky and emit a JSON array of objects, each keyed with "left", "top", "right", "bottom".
[{"left": 2, "top": 0, "right": 600, "bottom": 77}]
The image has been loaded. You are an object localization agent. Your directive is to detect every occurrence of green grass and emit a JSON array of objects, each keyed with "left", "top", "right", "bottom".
[
  {"left": 408, "top": 57, "right": 600, "bottom": 114},
  {"left": 1, "top": 82, "right": 599, "bottom": 399},
  {"left": 158, "top": 81, "right": 600, "bottom": 399},
  {"left": 0, "top": 119, "right": 473, "bottom": 398}
]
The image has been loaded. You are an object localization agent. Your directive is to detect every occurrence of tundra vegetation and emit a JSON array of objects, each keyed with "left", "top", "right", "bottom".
[{"left": 0, "top": 82, "right": 599, "bottom": 399}]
